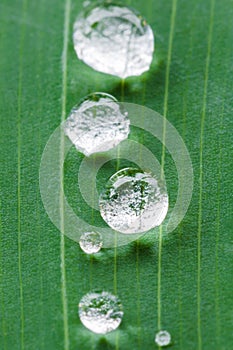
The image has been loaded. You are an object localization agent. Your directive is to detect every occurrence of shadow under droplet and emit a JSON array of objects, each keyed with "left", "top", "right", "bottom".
[
  {"left": 95, "top": 337, "right": 115, "bottom": 350},
  {"left": 108, "top": 55, "right": 166, "bottom": 103}
]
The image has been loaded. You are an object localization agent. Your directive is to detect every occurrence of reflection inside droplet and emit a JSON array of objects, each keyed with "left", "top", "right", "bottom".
[
  {"left": 99, "top": 168, "right": 169, "bottom": 234},
  {"left": 64, "top": 92, "right": 130, "bottom": 156},
  {"left": 79, "top": 291, "right": 124, "bottom": 334},
  {"left": 155, "top": 330, "right": 171, "bottom": 347},
  {"left": 73, "top": 2, "right": 154, "bottom": 78},
  {"left": 79, "top": 231, "right": 103, "bottom": 254}
]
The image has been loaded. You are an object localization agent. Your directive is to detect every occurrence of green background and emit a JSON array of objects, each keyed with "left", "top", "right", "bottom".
[{"left": 0, "top": 0, "right": 232, "bottom": 349}]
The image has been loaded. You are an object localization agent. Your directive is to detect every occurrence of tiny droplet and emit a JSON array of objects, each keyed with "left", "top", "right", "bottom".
[
  {"left": 155, "top": 330, "right": 171, "bottom": 347},
  {"left": 79, "top": 231, "right": 103, "bottom": 254}
]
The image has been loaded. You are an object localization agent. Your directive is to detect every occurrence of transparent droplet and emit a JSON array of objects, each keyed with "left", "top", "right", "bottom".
[
  {"left": 78, "top": 291, "right": 123, "bottom": 334},
  {"left": 64, "top": 92, "right": 130, "bottom": 156},
  {"left": 73, "top": 2, "right": 154, "bottom": 78},
  {"left": 99, "top": 168, "right": 169, "bottom": 234},
  {"left": 79, "top": 231, "right": 103, "bottom": 254},
  {"left": 155, "top": 330, "right": 171, "bottom": 347}
]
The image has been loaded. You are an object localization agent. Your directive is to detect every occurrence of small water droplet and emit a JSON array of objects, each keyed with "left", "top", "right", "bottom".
[
  {"left": 78, "top": 291, "right": 123, "bottom": 334},
  {"left": 79, "top": 232, "right": 103, "bottom": 254},
  {"left": 155, "top": 330, "right": 171, "bottom": 347},
  {"left": 73, "top": 3, "right": 154, "bottom": 78},
  {"left": 99, "top": 168, "right": 169, "bottom": 234},
  {"left": 64, "top": 92, "right": 130, "bottom": 156}
]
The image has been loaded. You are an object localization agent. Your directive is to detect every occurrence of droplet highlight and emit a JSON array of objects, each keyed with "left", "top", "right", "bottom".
[
  {"left": 73, "top": 2, "right": 154, "bottom": 78},
  {"left": 78, "top": 291, "right": 123, "bottom": 334},
  {"left": 64, "top": 92, "right": 130, "bottom": 156},
  {"left": 155, "top": 330, "right": 171, "bottom": 347},
  {"left": 99, "top": 168, "right": 169, "bottom": 234},
  {"left": 79, "top": 231, "right": 103, "bottom": 254}
]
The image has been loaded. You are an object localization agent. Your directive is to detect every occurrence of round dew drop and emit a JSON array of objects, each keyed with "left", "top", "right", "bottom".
[
  {"left": 78, "top": 291, "right": 124, "bottom": 334},
  {"left": 73, "top": 2, "right": 154, "bottom": 78},
  {"left": 79, "top": 231, "right": 103, "bottom": 254},
  {"left": 99, "top": 168, "right": 169, "bottom": 234},
  {"left": 155, "top": 330, "right": 171, "bottom": 347},
  {"left": 64, "top": 92, "right": 130, "bottom": 156}
]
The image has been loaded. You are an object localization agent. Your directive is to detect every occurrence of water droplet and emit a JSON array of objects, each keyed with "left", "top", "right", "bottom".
[
  {"left": 64, "top": 92, "right": 130, "bottom": 156},
  {"left": 78, "top": 291, "right": 123, "bottom": 334},
  {"left": 155, "top": 330, "right": 171, "bottom": 347},
  {"left": 73, "top": 2, "right": 154, "bottom": 78},
  {"left": 99, "top": 168, "right": 169, "bottom": 234},
  {"left": 79, "top": 231, "right": 103, "bottom": 254}
]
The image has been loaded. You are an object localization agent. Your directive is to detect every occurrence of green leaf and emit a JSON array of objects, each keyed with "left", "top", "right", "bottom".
[{"left": 0, "top": 0, "right": 232, "bottom": 349}]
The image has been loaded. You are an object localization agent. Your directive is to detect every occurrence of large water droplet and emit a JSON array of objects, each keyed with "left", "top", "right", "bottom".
[
  {"left": 99, "top": 168, "right": 169, "bottom": 234},
  {"left": 78, "top": 291, "right": 123, "bottom": 334},
  {"left": 64, "top": 92, "right": 130, "bottom": 156},
  {"left": 73, "top": 2, "right": 154, "bottom": 78},
  {"left": 79, "top": 232, "right": 103, "bottom": 254},
  {"left": 155, "top": 330, "right": 171, "bottom": 347}
]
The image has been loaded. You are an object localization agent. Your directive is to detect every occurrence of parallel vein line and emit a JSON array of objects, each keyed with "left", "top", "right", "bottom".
[
  {"left": 157, "top": 0, "right": 177, "bottom": 331},
  {"left": 60, "top": 1, "right": 71, "bottom": 350},
  {"left": 215, "top": 92, "right": 225, "bottom": 348},
  {"left": 36, "top": 0, "right": 46, "bottom": 348},
  {"left": 163, "top": 0, "right": 178, "bottom": 123},
  {"left": 17, "top": 1, "right": 28, "bottom": 348},
  {"left": 197, "top": 1, "right": 215, "bottom": 349}
]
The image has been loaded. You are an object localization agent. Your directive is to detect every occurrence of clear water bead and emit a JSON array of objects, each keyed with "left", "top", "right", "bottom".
[
  {"left": 73, "top": 2, "right": 154, "bottom": 78},
  {"left": 155, "top": 330, "right": 171, "bottom": 347},
  {"left": 99, "top": 168, "right": 169, "bottom": 234},
  {"left": 79, "top": 231, "right": 103, "bottom": 254},
  {"left": 64, "top": 92, "right": 130, "bottom": 156},
  {"left": 78, "top": 291, "right": 123, "bottom": 334}
]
